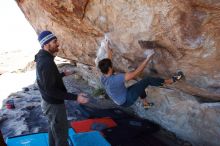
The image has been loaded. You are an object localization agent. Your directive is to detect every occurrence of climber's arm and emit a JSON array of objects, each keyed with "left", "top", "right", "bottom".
[
  {"left": 125, "top": 56, "right": 152, "bottom": 81},
  {"left": 125, "top": 49, "right": 155, "bottom": 81}
]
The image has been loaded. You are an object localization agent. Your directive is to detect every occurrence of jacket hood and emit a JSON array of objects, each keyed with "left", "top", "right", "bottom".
[{"left": 34, "top": 49, "right": 54, "bottom": 62}]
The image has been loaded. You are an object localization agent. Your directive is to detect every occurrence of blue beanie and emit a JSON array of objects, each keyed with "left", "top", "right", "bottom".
[{"left": 38, "top": 31, "right": 57, "bottom": 47}]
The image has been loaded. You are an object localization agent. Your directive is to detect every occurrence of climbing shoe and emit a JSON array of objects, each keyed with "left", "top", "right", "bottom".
[
  {"left": 172, "top": 71, "right": 184, "bottom": 82},
  {"left": 143, "top": 102, "right": 154, "bottom": 109}
]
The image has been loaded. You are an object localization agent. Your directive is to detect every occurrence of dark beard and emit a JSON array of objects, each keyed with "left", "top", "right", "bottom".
[{"left": 48, "top": 47, "right": 58, "bottom": 55}]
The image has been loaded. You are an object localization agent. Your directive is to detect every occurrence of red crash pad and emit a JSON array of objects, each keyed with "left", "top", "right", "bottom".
[{"left": 71, "top": 117, "right": 117, "bottom": 133}]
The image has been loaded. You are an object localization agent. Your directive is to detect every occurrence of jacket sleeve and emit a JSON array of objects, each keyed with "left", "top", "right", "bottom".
[
  {"left": 60, "top": 72, "right": 65, "bottom": 78},
  {"left": 41, "top": 64, "right": 77, "bottom": 101}
]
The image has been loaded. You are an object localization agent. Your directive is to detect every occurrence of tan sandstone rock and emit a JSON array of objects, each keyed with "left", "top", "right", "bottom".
[{"left": 16, "top": 0, "right": 220, "bottom": 145}]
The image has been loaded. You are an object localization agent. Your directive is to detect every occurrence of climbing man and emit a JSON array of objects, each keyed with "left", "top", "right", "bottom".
[
  {"left": 98, "top": 42, "right": 183, "bottom": 109},
  {"left": 35, "top": 30, "right": 89, "bottom": 146}
]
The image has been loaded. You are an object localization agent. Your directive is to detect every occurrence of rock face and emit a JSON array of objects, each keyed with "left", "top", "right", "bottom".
[{"left": 16, "top": 0, "right": 220, "bottom": 145}]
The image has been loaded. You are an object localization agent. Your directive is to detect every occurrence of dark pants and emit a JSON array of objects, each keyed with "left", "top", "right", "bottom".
[
  {"left": 122, "top": 77, "right": 164, "bottom": 107},
  {"left": 41, "top": 100, "right": 69, "bottom": 146},
  {"left": 0, "top": 130, "right": 6, "bottom": 146}
]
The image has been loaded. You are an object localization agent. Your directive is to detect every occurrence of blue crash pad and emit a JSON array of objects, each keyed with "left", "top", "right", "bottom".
[
  {"left": 70, "top": 131, "right": 111, "bottom": 146},
  {"left": 6, "top": 132, "right": 48, "bottom": 146},
  {"left": 6, "top": 128, "right": 110, "bottom": 146},
  {"left": 6, "top": 128, "right": 75, "bottom": 146}
]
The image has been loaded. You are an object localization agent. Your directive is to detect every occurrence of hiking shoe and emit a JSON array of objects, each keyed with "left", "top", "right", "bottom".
[
  {"left": 143, "top": 102, "right": 154, "bottom": 109},
  {"left": 172, "top": 71, "right": 184, "bottom": 82}
]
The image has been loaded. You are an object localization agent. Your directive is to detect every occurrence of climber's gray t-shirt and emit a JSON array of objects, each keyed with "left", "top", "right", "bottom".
[{"left": 100, "top": 73, "right": 127, "bottom": 105}]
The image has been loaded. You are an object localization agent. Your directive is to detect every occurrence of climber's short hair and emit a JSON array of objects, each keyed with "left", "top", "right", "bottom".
[{"left": 98, "top": 58, "right": 112, "bottom": 74}]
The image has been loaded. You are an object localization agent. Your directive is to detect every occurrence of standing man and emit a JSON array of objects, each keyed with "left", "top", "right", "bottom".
[
  {"left": 98, "top": 43, "right": 183, "bottom": 109},
  {"left": 35, "top": 30, "right": 89, "bottom": 146}
]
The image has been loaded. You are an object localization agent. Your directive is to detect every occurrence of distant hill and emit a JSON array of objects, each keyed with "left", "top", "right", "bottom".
[{"left": 0, "top": 49, "right": 36, "bottom": 75}]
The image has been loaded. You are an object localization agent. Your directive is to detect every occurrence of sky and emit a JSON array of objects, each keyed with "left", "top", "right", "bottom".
[
  {"left": 0, "top": 1, "right": 40, "bottom": 106},
  {"left": 0, "top": 0, "right": 40, "bottom": 52}
]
